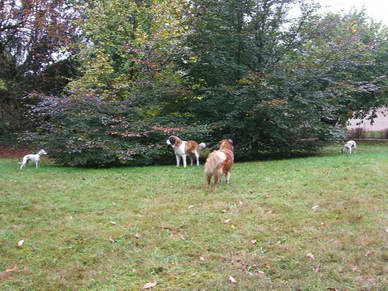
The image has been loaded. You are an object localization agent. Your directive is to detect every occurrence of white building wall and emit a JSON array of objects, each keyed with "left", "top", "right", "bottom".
[{"left": 347, "top": 107, "right": 388, "bottom": 131}]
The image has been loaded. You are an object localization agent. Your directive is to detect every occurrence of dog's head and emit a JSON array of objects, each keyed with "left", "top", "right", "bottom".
[
  {"left": 38, "top": 149, "right": 47, "bottom": 155},
  {"left": 166, "top": 136, "right": 178, "bottom": 147},
  {"left": 219, "top": 139, "right": 233, "bottom": 150}
]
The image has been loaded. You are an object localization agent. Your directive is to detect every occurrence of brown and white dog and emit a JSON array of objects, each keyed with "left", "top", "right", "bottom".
[
  {"left": 166, "top": 136, "right": 206, "bottom": 167},
  {"left": 204, "top": 139, "right": 234, "bottom": 188}
]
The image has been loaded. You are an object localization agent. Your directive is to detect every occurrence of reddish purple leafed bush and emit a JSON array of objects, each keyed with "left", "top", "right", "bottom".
[{"left": 20, "top": 93, "right": 209, "bottom": 167}]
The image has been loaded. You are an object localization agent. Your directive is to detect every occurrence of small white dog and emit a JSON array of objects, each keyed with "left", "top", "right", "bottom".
[
  {"left": 20, "top": 149, "right": 47, "bottom": 169},
  {"left": 342, "top": 140, "right": 357, "bottom": 154}
]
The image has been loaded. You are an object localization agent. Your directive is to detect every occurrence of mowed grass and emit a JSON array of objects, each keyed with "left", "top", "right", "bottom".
[{"left": 1, "top": 144, "right": 387, "bottom": 290}]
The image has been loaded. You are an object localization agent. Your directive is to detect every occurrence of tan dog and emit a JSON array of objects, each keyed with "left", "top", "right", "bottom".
[
  {"left": 204, "top": 139, "right": 234, "bottom": 188},
  {"left": 166, "top": 136, "right": 206, "bottom": 167}
]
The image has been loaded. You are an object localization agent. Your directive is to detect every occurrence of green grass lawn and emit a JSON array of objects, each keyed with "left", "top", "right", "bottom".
[{"left": 1, "top": 144, "right": 387, "bottom": 290}]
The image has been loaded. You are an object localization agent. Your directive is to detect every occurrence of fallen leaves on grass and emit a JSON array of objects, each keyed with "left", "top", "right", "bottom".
[
  {"left": 134, "top": 233, "right": 141, "bottom": 239},
  {"left": 142, "top": 281, "right": 157, "bottom": 289},
  {"left": 5, "top": 266, "right": 17, "bottom": 272},
  {"left": 0, "top": 272, "right": 13, "bottom": 281},
  {"left": 0, "top": 265, "right": 18, "bottom": 281},
  {"left": 306, "top": 253, "right": 315, "bottom": 260},
  {"left": 224, "top": 219, "right": 231, "bottom": 224},
  {"left": 228, "top": 275, "right": 237, "bottom": 284},
  {"left": 160, "top": 226, "right": 180, "bottom": 235},
  {"left": 17, "top": 239, "right": 24, "bottom": 247},
  {"left": 350, "top": 265, "right": 360, "bottom": 272},
  {"left": 188, "top": 205, "right": 194, "bottom": 209},
  {"left": 365, "top": 250, "right": 374, "bottom": 257},
  {"left": 109, "top": 236, "right": 116, "bottom": 243},
  {"left": 313, "top": 264, "right": 321, "bottom": 272},
  {"left": 251, "top": 239, "right": 257, "bottom": 244},
  {"left": 312, "top": 205, "right": 319, "bottom": 211},
  {"left": 265, "top": 210, "right": 273, "bottom": 214}
]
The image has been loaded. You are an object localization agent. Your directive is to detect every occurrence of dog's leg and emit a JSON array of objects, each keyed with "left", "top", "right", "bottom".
[
  {"left": 194, "top": 151, "right": 200, "bottom": 166},
  {"left": 175, "top": 155, "right": 180, "bottom": 167},
  {"left": 214, "top": 172, "right": 221, "bottom": 186},
  {"left": 226, "top": 172, "right": 231, "bottom": 184},
  {"left": 182, "top": 154, "right": 187, "bottom": 168},
  {"left": 190, "top": 157, "right": 193, "bottom": 166},
  {"left": 20, "top": 157, "right": 28, "bottom": 169},
  {"left": 206, "top": 175, "right": 212, "bottom": 189}
]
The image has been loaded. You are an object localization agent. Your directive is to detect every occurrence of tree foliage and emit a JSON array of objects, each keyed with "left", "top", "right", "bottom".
[
  {"left": 172, "top": 1, "right": 388, "bottom": 158},
  {"left": 22, "top": 92, "right": 209, "bottom": 166},
  {"left": 21, "top": 0, "right": 388, "bottom": 166},
  {"left": 68, "top": 0, "right": 187, "bottom": 101},
  {"left": 0, "top": 0, "right": 80, "bottom": 133}
]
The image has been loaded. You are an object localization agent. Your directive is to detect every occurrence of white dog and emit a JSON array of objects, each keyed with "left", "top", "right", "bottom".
[
  {"left": 20, "top": 149, "right": 47, "bottom": 169},
  {"left": 342, "top": 140, "right": 357, "bottom": 154}
]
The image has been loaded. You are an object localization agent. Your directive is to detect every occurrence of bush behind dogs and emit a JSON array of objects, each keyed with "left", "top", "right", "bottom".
[{"left": 20, "top": 93, "right": 210, "bottom": 167}]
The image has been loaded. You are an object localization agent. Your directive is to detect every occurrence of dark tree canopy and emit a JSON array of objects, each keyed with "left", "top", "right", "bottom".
[
  {"left": 0, "top": 0, "right": 81, "bottom": 133},
  {"left": 14, "top": 0, "right": 388, "bottom": 166}
]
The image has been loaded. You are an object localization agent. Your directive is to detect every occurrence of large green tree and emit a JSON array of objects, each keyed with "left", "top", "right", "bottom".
[
  {"left": 69, "top": 0, "right": 187, "bottom": 101},
  {"left": 174, "top": 0, "right": 388, "bottom": 158},
  {"left": 24, "top": 0, "right": 388, "bottom": 166}
]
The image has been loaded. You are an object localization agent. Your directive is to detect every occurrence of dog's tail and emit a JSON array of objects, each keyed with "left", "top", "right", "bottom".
[
  {"left": 204, "top": 151, "right": 225, "bottom": 177},
  {"left": 198, "top": 142, "right": 206, "bottom": 151}
]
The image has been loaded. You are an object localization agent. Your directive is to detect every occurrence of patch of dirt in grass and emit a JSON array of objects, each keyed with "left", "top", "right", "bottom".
[{"left": 0, "top": 145, "right": 29, "bottom": 158}]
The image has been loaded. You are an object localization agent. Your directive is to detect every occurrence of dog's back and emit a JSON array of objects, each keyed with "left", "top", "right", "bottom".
[
  {"left": 185, "top": 141, "right": 199, "bottom": 155},
  {"left": 20, "top": 154, "right": 34, "bottom": 169},
  {"left": 343, "top": 140, "right": 357, "bottom": 154},
  {"left": 204, "top": 150, "right": 226, "bottom": 176},
  {"left": 204, "top": 139, "right": 234, "bottom": 187},
  {"left": 20, "top": 150, "right": 47, "bottom": 169}
]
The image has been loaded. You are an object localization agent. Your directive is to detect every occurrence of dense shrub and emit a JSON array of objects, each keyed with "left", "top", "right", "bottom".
[
  {"left": 21, "top": 94, "right": 210, "bottom": 167},
  {"left": 21, "top": 91, "right": 347, "bottom": 167}
]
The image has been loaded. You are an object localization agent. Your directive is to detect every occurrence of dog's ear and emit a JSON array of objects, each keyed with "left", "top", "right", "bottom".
[{"left": 169, "top": 136, "right": 176, "bottom": 145}]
